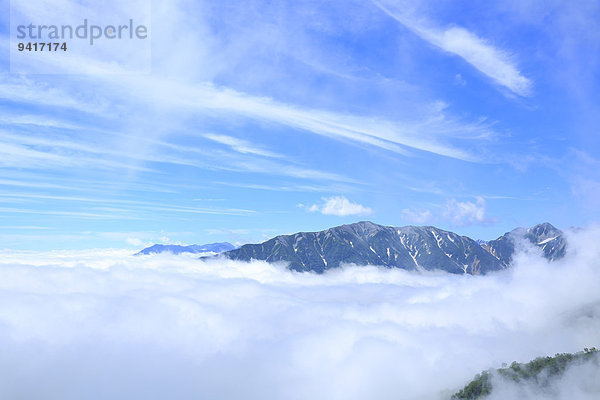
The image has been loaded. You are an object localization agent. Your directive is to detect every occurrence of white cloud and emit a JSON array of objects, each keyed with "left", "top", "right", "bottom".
[
  {"left": 443, "top": 196, "right": 494, "bottom": 226},
  {"left": 400, "top": 208, "right": 434, "bottom": 224},
  {"left": 307, "top": 196, "right": 373, "bottom": 216},
  {"left": 454, "top": 73, "right": 467, "bottom": 86},
  {"left": 203, "top": 134, "right": 283, "bottom": 159},
  {"left": 401, "top": 197, "right": 494, "bottom": 227},
  {"left": 372, "top": 0, "right": 532, "bottom": 96},
  {"left": 0, "top": 227, "right": 598, "bottom": 399}
]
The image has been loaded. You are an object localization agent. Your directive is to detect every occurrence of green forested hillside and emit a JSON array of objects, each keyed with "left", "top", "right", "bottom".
[{"left": 451, "top": 348, "right": 599, "bottom": 399}]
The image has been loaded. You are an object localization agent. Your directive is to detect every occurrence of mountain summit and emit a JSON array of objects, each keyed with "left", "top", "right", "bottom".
[
  {"left": 221, "top": 222, "right": 566, "bottom": 274},
  {"left": 484, "top": 222, "right": 566, "bottom": 264}
]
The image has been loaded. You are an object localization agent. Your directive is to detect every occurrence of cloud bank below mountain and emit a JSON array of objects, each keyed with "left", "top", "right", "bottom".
[{"left": 0, "top": 226, "right": 599, "bottom": 399}]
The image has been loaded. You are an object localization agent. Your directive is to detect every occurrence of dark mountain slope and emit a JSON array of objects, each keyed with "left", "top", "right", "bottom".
[
  {"left": 223, "top": 221, "right": 505, "bottom": 274},
  {"left": 221, "top": 221, "right": 567, "bottom": 274},
  {"left": 485, "top": 222, "right": 567, "bottom": 266},
  {"left": 452, "top": 348, "right": 599, "bottom": 399}
]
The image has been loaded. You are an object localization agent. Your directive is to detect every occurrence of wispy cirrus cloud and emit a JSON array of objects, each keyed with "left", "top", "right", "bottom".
[
  {"left": 0, "top": 70, "right": 495, "bottom": 164},
  {"left": 155, "top": 80, "right": 491, "bottom": 162},
  {"left": 0, "top": 118, "right": 354, "bottom": 185},
  {"left": 203, "top": 134, "right": 284, "bottom": 159},
  {"left": 0, "top": 193, "right": 256, "bottom": 219},
  {"left": 372, "top": 0, "right": 532, "bottom": 96},
  {"left": 214, "top": 181, "right": 356, "bottom": 193}
]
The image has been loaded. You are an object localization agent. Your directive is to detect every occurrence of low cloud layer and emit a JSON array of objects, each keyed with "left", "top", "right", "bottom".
[{"left": 0, "top": 227, "right": 599, "bottom": 399}]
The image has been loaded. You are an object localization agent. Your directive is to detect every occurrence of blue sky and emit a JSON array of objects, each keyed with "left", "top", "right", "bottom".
[{"left": 1, "top": 0, "right": 599, "bottom": 250}]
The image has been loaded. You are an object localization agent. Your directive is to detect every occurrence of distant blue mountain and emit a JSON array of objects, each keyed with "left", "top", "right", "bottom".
[{"left": 136, "top": 242, "right": 236, "bottom": 255}]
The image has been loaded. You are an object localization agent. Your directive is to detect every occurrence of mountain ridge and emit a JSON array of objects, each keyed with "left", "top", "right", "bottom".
[{"left": 221, "top": 221, "right": 566, "bottom": 274}]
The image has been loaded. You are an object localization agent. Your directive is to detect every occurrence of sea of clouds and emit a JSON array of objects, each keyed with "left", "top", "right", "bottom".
[{"left": 0, "top": 227, "right": 599, "bottom": 400}]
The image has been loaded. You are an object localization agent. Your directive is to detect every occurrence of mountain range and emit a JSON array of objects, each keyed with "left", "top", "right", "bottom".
[
  {"left": 220, "top": 222, "right": 566, "bottom": 274},
  {"left": 136, "top": 242, "right": 235, "bottom": 256}
]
